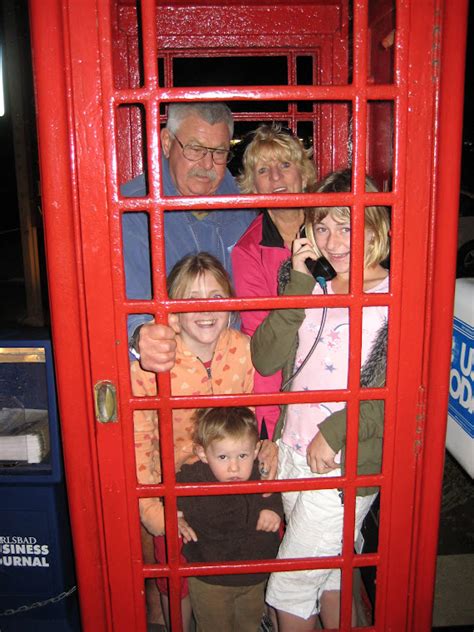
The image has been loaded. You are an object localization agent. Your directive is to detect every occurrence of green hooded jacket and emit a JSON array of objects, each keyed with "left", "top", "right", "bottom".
[{"left": 251, "top": 267, "right": 387, "bottom": 496}]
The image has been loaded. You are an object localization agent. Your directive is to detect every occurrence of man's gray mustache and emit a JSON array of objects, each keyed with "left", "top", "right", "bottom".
[{"left": 188, "top": 167, "right": 218, "bottom": 181}]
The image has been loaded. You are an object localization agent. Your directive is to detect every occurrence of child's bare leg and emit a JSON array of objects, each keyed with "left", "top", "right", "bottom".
[
  {"left": 276, "top": 608, "right": 318, "bottom": 632},
  {"left": 145, "top": 579, "right": 164, "bottom": 624},
  {"left": 141, "top": 526, "right": 164, "bottom": 625},
  {"left": 160, "top": 594, "right": 193, "bottom": 632},
  {"left": 181, "top": 595, "right": 193, "bottom": 632},
  {"left": 320, "top": 589, "right": 357, "bottom": 628}
]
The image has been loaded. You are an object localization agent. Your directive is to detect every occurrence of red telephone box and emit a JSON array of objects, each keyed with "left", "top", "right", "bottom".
[{"left": 28, "top": 1, "right": 468, "bottom": 630}]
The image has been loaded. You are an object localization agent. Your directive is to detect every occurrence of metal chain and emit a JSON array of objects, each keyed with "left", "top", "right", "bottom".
[{"left": 0, "top": 585, "right": 77, "bottom": 617}]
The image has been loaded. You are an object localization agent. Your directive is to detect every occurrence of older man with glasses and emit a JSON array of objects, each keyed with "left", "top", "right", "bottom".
[{"left": 122, "top": 102, "right": 256, "bottom": 372}]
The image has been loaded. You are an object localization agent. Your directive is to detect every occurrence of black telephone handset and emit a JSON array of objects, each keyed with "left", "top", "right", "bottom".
[
  {"left": 305, "top": 256, "right": 337, "bottom": 282},
  {"left": 298, "top": 225, "right": 337, "bottom": 283}
]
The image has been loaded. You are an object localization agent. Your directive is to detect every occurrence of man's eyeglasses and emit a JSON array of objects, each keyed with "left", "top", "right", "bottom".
[{"left": 171, "top": 133, "right": 234, "bottom": 165}]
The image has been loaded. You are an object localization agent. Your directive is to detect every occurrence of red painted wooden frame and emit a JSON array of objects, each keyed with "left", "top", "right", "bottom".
[{"left": 28, "top": 1, "right": 468, "bottom": 630}]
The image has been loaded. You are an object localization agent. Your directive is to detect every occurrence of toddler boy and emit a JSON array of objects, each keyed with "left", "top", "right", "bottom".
[{"left": 177, "top": 407, "right": 283, "bottom": 632}]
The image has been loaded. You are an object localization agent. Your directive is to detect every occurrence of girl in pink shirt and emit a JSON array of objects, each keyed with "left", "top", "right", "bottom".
[{"left": 251, "top": 169, "right": 390, "bottom": 630}]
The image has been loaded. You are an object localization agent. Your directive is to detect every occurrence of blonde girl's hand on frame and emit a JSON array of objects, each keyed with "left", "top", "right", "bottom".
[
  {"left": 306, "top": 432, "right": 338, "bottom": 474},
  {"left": 291, "top": 236, "right": 318, "bottom": 276},
  {"left": 135, "top": 314, "right": 181, "bottom": 373}
]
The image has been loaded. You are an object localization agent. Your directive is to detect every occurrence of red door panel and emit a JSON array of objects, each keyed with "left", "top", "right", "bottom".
[{"left": 28, "top": 1, "right": 468, "bottom": 630}]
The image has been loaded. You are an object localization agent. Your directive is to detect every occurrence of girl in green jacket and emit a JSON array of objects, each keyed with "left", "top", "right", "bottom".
[{"left": 251, "top": 168, "right": 390, "bottom": 631}]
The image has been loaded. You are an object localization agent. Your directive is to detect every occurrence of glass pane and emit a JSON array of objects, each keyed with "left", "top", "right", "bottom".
[
  {"left": 367, "top": 101, "right": 394, "bottom": 191},
  {"left": 140, "top": 507, "right": 181, "bottom": 629},
  {"left": 296, "top": 120, "right": 314, "bottom": 151},
  {"left": 177, "top": 487, "right": 280, "bottom": 564},
  {"left": 355, "top": 494, "right": 380, "bottom": 621},
  {"left": 360, "top": 307, "right": 388, "bottom": 383},
  {"left": 0, "top": 347, "right": 51, "bottom": 474},
  {"left": 162, "top": 207, "right": 255, "bottom": 281},
  {"left": 296, "top": 100, "right": 314, "bottom": 113},
  {"left": 368, "top": 0, "right": 396, "bottom": 84},
  {"left": 349, "top": 493, "right": 380, "bottom": 627},
  {"left": 267, "top": 567, "right": 343, "bottom": 628},
  {"left": 296, "top": 55, "right": 314, "bottom": 85},
  {"left": 122, "top": 212, "right": 152, "bottom": 301},
  {"left": 133, "top": 406, "right": 160, "bottom": 484},
  {"left": 112, "top": 0, "right": 144, "bottom": 89},
  {"left": 231, "top": 100, "right": 290, "bottom": 114},
  {"left": 354, "top": 565, "right": 378, "bottom": 627},
  {"left": 355, "top": 399, "right": 384, "bottom": 489},
  {"left": 158, "top": 57, "right": 165, "bottom": 88},
  {"left": 117, "top": 103, "right": 147, "bottom": 191},
  {"left": 173, "top": 56, "right": 288, "bottom": 87},
  {"left": 232, "top": 101, "right": 352, "bottom": 187},
  {"left": 317, "top": 101, "right": 352, "bottom": 179},
  {"left": 117, "top": 98, "right": 353, "bottom": 198},
  {"left": 364, "top": 200, "right": 391, "bottom": 277},
  {"left": 358, "top": 490, "right": 380, "bottom": 556}
]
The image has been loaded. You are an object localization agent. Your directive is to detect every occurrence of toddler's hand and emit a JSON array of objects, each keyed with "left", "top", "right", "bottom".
[
  {"left": 177, "top": 511, "right": 198, "bottom": 544},
  {"left": 256, "top": 509, "right": 281, "bottom": 532}
]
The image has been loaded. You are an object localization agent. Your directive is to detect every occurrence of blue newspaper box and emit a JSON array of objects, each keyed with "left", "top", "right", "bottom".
[
  {"left": 447, "top": 279, "right": 474, "bottom": 478},
  {"left": 0, "top": 335, "right": 81, "bottom": 631}
]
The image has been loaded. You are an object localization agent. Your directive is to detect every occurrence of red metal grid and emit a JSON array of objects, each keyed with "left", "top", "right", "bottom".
[{"left": 28, "top": 1, "right": 468, "bottom": 630}]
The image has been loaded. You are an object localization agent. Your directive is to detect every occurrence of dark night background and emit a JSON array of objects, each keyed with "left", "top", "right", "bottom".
[{"left": 0, "top": 2, "right": 472, "bottom": 329}]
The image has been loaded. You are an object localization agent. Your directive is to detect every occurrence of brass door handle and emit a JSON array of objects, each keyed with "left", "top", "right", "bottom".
[{"left": 94, "top": 380, "right": 117, "bottom": 423}]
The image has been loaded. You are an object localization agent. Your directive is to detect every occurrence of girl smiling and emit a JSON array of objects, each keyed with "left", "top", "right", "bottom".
[{"left": 251, "top": 168, "right": 390, "bottom": 630}]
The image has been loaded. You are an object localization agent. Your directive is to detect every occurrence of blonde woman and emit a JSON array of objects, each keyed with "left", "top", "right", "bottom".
[{"left": 232, "top": 123, "right": 317, "bottom": 440}]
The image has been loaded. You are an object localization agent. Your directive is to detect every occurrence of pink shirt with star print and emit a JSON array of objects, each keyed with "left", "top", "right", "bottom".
[{"left": 282, "top": 276, "right": 389, "bottom": 457}]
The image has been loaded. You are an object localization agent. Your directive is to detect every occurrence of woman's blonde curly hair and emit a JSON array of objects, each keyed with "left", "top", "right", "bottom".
[{"left": 237, "top": 123, "right": 316, "bottom": 194}]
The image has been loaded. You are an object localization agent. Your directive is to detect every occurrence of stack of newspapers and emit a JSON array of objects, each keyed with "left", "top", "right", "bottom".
[{"left": 0, "top": 407, "right": 50, "bottom": 464}]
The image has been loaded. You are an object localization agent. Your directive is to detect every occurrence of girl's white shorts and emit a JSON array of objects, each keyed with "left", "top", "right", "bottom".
[{"left": 266, "top": 441, "right": 376, "bottom": 620}]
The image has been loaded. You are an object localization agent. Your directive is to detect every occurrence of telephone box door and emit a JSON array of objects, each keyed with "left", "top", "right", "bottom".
[{"left": 28, "top": 1, "right": 468, "bottom": 630}]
